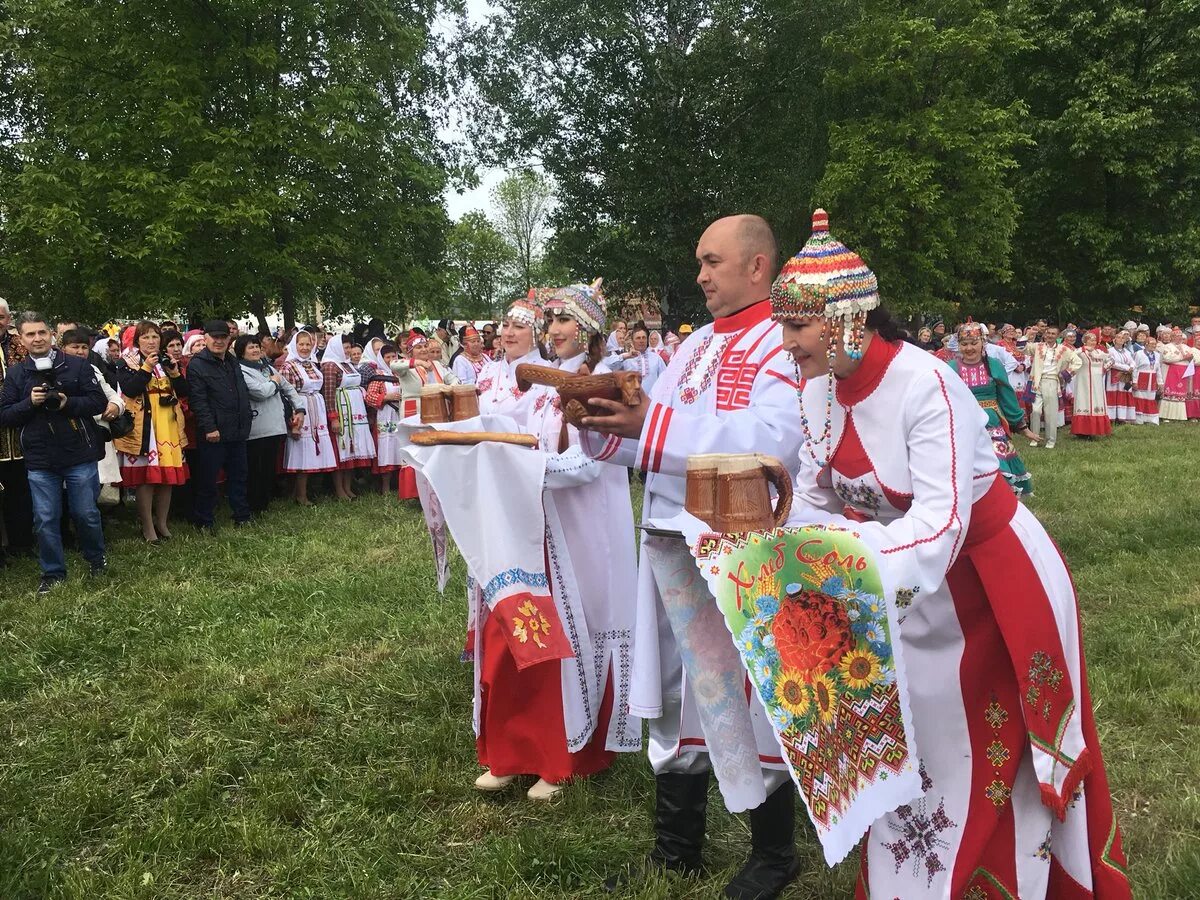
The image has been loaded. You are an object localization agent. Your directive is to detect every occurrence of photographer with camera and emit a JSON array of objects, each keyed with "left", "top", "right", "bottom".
[
  {"left": 0, "top": 312, "right": 108, "bottom": 593},
  {"left": 114, "top": 320, "right": 190, "bottom": 544}
]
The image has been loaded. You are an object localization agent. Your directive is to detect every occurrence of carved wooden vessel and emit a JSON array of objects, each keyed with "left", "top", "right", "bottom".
[{"left": 515, "top": 364, "right": 643, "bottom": 427}]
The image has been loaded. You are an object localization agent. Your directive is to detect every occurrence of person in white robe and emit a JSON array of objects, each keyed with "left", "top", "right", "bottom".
[
  {"left": 451, "top": 325, "right": 489, "bottom": 384},
  {"left": 1132, "top": 335, "right": 1161, "bottom": 425},
  {"left": 609, "top": 322, "right": 669, "bottom": 395},
  {"left": 580, "top": 214, "right": 806, "bottom": 900},
  {"left": 772, "top": 210, "right": 1130, "bottom": 900},
  {"left": 1105, "top": 330, "right": 1137, "bottom": 423}
]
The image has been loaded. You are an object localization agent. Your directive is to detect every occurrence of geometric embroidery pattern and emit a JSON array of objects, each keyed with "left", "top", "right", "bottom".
[
  {"left": 881, "top": 769, "right": 956, "bottom": 887},
  {"left": 984, "top": 693, "right": 1013, "bottom": 813}
]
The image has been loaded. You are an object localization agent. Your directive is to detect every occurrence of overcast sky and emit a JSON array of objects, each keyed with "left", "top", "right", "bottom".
[{"left": 441, "top": 0, "right": 502, "bottom": 221}]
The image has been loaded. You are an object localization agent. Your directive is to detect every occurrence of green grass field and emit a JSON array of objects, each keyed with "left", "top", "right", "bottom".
[{"left": 1, "top": 423, "right": 1197, "bottom": 898}]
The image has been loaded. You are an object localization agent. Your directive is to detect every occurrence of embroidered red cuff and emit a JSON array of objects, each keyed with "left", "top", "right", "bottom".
[{"left": 491, "top": 592, "right": 574, "bottom": 670}]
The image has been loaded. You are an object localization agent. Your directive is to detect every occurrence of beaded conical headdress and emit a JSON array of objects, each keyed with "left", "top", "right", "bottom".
[
  {"left": 769, "top": 209, "right": 879, "bottom": 360},
  {"left": 504, "top": 291, "right": 545, "bottom": 330},
  {"left": 541, "top": 278, "right": 607, "bottom": 336}
]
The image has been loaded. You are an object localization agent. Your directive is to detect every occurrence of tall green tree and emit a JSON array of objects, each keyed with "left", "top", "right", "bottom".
[
  {"left": 445, "top": 211, "right": 515, "bottom": 318},
  {"left": 0, "top": 0, "right": 450, "bottom": 328},
  {"left": 817, "top": 0, "right": 1031, "bottom": 317},
  {"left": 491, "top": 170, "right": 554, "bottom": 293},
  {"left": 1007, "top": 0, "right": 1200, "bottom": 324},
  {"left": 462, "top": 0, "right": 830, "bottom": 327}
]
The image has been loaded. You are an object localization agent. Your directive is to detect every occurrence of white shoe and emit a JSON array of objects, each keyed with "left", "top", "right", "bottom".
[
  {"left": 474, "top": 770, "right": 515, "bottom": 792},
  {"left": 526, "top": 778, "right": 564, "bottom": 801},
  {"left": 1045, "top": 442, "right": 1055, "bottom": 450},
  {"left": 1029, "top": 439, "right": 1039, "bottom": 447}
]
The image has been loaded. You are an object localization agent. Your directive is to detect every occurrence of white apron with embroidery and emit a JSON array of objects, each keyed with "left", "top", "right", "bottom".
[{"left": 283, "top": 359, "right": 337, "bottom": 472}]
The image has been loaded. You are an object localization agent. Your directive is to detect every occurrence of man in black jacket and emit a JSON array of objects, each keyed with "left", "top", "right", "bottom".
[
  {"left": 0, "top": 311, "right": 107, "bottom": 593},
  {"left": 185, "top": 320, "right": 253, "bottom": 529}
]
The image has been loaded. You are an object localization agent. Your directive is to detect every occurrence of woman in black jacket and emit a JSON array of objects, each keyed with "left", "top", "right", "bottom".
[{"left": 113, "top": 321, "right": 189, "bottom": 543}]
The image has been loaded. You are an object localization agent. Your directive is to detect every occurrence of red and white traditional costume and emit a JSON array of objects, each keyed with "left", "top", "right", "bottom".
[
  {"left": 1104, "top": 344, "right": 1136, "bottom": 423},
  {"left": 760, "top": 210, "right": 1130, "bottom": 899},
  {"left": 1072, "top": 348, "right": 1113, "bottom": 437},
  {"left": 1158, "top": 340, "right": 1191, "bottom": 422},
  {"left": 281, "top": 333, "right": 337, "bottom": 474},
  {"left": 786, "top": 337, "right": 1129, "bottom": 899},
  {"left": 390, "top": 335, "right": 457, "bottom": 497},
  {"left": 320, "top": 338, "right": 375, "bottom": 469},
  {"left": 1131, "top": 346, "right": 1160, "bottom": 425},
  {"left": 360, "top": 343, "right": 405, "bottom": 472},
  {"left": 1028, "top": 342, "right": 1078, "bottom": 445},
  {"left": 582, "top": 298, "right": 804, "bottom": 783}
]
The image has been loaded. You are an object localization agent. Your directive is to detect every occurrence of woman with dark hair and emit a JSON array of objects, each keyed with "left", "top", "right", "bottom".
[
  {"left": 114, "top": 320, "right": 189, "bottom": 542},
  {"left": 236, "top": 334, "right": 304, "bottom": 512},
  {"left": 773, "top": 211, "right": 1128, "bottom": 899}
]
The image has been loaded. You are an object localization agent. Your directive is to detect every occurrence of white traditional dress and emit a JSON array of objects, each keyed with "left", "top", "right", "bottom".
[
  {"left": 459, "top": 347, "right": 631, "bottom": 780},
  {"left": 515, "top": 349, "right": 641, "bottom": 754},
  {"left": 1131, "top": 348, "right": 1160, "bottom": 425},
  {"left": 360, "top": 344, "right": 405, "bottom": 472},
  {"left": 391, "top": 354, "right": 456, "bottom": 497},
  {"left": 320, "top": 339, "right": 375, "bottom": 469},
  {"left": 281, "top": 338, "right": 337, "bottom": 473},
  {"left": 452, "top": 351, "right": 488, "bottom": 385},
  {"left": 611, "top": 347, "right": 668, "bottom": 396},
  {"left": 787, "top": 337, "right": 1129, "bottom": 900},
  {"left": 581, "top": 298, "right": 805, "bottom": 784},
  {"left": 1072, "top": 348, "right": 1113, "bottom": 437},
  {"left": 1104, "top": 346, "right": 1136, "bottom": 423}
]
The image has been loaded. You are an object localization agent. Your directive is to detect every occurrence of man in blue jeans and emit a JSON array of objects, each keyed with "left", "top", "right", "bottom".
[
  {"left": 185, "top": 320, "right": 253, "bottom": 529},
  {"left": 0, "top": 312, "right": 108, "bottom": 594}
]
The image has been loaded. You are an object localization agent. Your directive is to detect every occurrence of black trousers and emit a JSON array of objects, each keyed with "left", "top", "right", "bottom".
[
  {"left": 0, "top": 458, "right": 34, "bottom": 552},
  {"left": 246, "top": 435, "right": 284, "bottom": 513},
  {"left": 191, "top": 440, "right": 250, "bottom": 526}
]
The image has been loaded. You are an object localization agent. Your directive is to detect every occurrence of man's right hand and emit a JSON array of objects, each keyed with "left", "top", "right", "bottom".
[{"left": 30, "top": 385, "right": 48, "bottom": 406}]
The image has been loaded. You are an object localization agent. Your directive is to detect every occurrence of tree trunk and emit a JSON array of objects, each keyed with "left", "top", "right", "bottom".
[
  {"left": 249, "top": 293, "right": 270, "bottom": 334},
  {"left": 281, "top": 279, "right": 296, "bottom": 330}
]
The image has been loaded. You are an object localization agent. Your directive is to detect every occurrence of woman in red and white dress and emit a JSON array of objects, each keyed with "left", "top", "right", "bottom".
[
  {"left": 320, "top": 337, "right": 375, "bottom": 500},
  {"left": 280, "top": 329, "right": 338, "bottom": 505},
  {"left": 391, "top": 333, "right": 457, "bottom": 498},
  {"left": 773, "top": 210, "right": 1129, "bottom": 900},
  {"left": 1132, "top": 334, "right": 1162, "bottom": 425},
  {"left": 1158, "top": 329, "right": 1191, "bottom": 422},
  {"left": 1104, "top": 331, "right": 1136, "bottom": 424},
  {"left": 470, "top": 296, "right": 627, "bottom": 800},
  {"left": 1072, "top": 333, "right": 1113, "bottom": 438}
]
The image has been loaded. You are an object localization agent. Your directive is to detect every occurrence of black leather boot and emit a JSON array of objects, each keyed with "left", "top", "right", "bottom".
[
  {"left": 723, "top": 782, "right": 802, "bottom": 900},
  {"left": 603, "top": 771, "right": 709, "bottom": 891}
]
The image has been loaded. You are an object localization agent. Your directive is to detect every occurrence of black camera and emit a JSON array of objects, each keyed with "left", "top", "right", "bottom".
[{"left": 32, "top": 356, "right": 64, "bottom": 410}]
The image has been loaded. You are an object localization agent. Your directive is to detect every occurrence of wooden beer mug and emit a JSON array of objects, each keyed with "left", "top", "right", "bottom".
[
  {"left": 419, "top": 385, "right": 451, "bottom": 423},
  {"left": 449, "top": 384, "right": 479, "bottom": 420},
  {"left": 685, "top": 453, "right": 792, "bottom": 532},
  {"left": 684, "top": 454, "right": 725, "bottom": 524}
]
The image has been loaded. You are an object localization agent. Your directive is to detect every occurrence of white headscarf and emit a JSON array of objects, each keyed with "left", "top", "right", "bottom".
[
  {"left": 182, "top": 334, "right": 205, "bottom": 357},
  {"left": 92, "top": 336, "right": 114, "bottom": 356},
  {"left": 360, "top": 339, "right": 389, "bottom": 376},
  {"left": 322, "top": 334, "right": 349, "bottom": 365},
  {"left": 286, "top": 329, "right": 318, "bottom": 363}
]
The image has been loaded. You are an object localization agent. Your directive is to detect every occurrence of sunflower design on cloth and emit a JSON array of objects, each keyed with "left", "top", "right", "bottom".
[{"left": 689, "top": 524, "right": 922, "bottom": 865}]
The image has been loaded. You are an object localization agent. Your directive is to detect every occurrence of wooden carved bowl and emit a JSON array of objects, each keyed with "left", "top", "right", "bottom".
[{"left": 515, "top": 364, "right": 643, "bottom": 428}]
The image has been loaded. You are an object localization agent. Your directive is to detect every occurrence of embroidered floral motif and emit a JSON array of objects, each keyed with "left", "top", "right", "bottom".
[
  {"left": 986, "top": 740, "right": 1010, "bottom": 768},
  {"left": 984, "top": 700, "right": 1008, "bottom": 730},
  {"left": 676, "top": 334, "right": 731, "bottom": 405},
  {"left": 882, "top": 783, "right": 956, "bottom": 887},
  {"left": 476, "top": 378, "right": 493, "bottom": 392},
  {"left": 1028, "top": 650, "right": 1064, "bottom": 692},
  {"left": 1036, "top": 830, "right": 1053, "bottom": 861},
  {"left": 533, "top": 393, "right": 550, "bottom": 413},
  {"left": 834, "top": 479, "right": 883, "bottom": 513},
  {"left": 895, "top": 586, "right": 920, "bottom": 609},
  {"left": 985, "top": 779, "right": 1012, "bottom": 807},
  {"left": 511, "top": 599, "right": 553, "bottom": 649},
  {"left": 964, "top": 887, "right": 987, "bottom": 900}
]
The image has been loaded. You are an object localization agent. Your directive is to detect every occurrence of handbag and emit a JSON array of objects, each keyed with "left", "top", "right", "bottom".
[{"left": 108, "top": 410, "right": 134, "bottom": 439}]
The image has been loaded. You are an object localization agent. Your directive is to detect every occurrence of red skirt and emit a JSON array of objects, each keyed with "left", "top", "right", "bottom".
[
  {"left": 476, "top": 610, "right": 616, "bottom": 782},
  {"left": 1071, "top": 414, "right": 1112, "bottom": 436}
]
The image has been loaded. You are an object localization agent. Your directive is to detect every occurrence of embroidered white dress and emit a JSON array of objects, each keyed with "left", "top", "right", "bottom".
[
  {"left": 1104, "top": 347, "right": 1136, "bottom": 423},
  {"left": 581, "top": 299, "right": 805, "bottom": 781},
  {"left": 610, "top": 348, "right": 668, "bottom": 396},
  {"left": 515, "top": 350, "right": 641, "bottom": 753},
  {"left": 787, "top": 338, "right": 1129, "bottom": 900},
  {"left": 1131, "top": 349, "right": 1160, "bottom": 425},
  {"left": 281, "top": 357, "right": 337, "bottom": 473}
]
